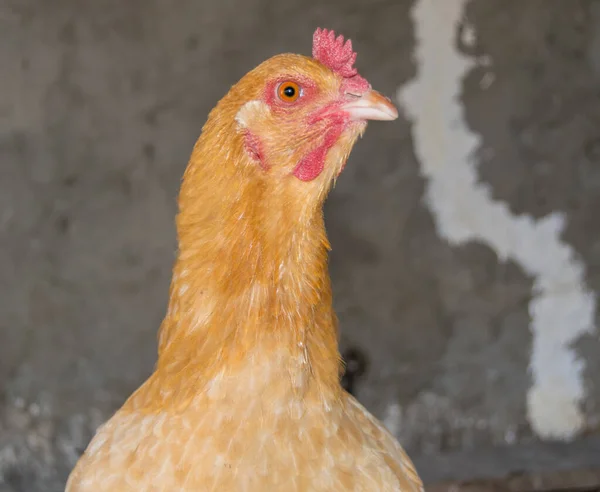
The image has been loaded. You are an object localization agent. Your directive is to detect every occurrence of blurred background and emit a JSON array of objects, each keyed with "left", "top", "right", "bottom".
[{"left": 2, "top": 0, "right": 600, "bottom": 490}]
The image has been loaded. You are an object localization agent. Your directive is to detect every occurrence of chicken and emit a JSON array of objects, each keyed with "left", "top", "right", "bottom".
[{"left": 66, "top": 28, "right": 423, "bottom": 492}]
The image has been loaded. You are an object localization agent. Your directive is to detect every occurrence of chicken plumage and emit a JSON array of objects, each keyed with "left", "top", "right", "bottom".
[{"left": 66, "top": 28, "right": 423, "bottom": 492}]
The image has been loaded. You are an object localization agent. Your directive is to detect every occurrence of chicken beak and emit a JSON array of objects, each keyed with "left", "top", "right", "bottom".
[{"left": 342, "top": 90, "right": 399, "bottom": 121}]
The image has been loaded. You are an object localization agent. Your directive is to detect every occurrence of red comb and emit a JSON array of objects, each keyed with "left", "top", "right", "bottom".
[{"left": 312, "top": 28, "right": 358, "bottom": 78}]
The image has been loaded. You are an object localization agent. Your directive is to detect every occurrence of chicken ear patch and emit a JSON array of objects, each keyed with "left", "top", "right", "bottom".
[
  {"left": 235, "top": 101, "right": 269, "bottom": 169},
  {"left": 242, "top": 131, "right": 266, "bottom": 168},
  {"left": 235, "top": 100, "right": 269, "bottom": 128}
]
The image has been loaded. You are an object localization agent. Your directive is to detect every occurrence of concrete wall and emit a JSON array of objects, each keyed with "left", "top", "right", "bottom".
[{"left": 1, "top": 0, "right": 599, "bottom": 489}]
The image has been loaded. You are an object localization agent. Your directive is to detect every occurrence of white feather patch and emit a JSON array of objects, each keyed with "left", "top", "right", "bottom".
[{"left": 235, "top": 100, "right": 270, "bottom": 129}]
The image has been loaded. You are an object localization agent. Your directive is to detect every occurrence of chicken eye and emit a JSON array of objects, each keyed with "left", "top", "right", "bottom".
[{"left": 277, "top": 82, "right": 301, "bottom": 102}]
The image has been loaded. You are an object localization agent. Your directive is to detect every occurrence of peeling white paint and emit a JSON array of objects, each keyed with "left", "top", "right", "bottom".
[{"left": 397, "top": 0, "right": 596, "bottom": 440}]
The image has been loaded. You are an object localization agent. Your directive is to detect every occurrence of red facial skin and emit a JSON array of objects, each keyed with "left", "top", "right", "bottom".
[{"left": 248, "top": 74, "right": 369, "bottom": 182}]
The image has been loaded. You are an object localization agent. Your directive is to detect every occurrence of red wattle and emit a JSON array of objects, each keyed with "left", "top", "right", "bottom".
[
  {"left": 292, "top": 126, "right": 343, "bottom": 182},
  {"left": 293, "top": 145, "right": 327, "bottom": 182}
]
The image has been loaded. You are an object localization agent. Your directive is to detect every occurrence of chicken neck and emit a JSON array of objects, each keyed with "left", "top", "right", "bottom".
[{"left": 151, "top": 128, "right": 342, "bottom": 405}]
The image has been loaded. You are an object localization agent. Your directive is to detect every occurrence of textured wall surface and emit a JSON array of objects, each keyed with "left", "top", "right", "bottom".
[{"left": 1, "top": 0, "right": 599, "bottom": 489}]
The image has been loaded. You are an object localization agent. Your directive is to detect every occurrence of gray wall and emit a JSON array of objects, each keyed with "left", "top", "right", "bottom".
[{"left": 1, "top": 0, "right": 599, "bottom": 489}]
